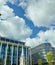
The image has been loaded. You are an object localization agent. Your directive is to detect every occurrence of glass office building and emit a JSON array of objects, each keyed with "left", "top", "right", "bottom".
[
  {"left": 0, "top": 36, "right": 30, "bottom": 65},
  {"left": 31, "top": 43, "right": 54, "bottom": 65}
]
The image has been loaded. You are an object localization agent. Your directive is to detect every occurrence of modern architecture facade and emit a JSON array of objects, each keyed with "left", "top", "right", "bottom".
[
  {"left": 31, "top": 43, "right": 55, "bottom": 65},
  {"left": 52, "top": 47, "right": 55, "bottom": 57},
  {"left": 0, "top": 36, "right": 30, "bottom": 65}
]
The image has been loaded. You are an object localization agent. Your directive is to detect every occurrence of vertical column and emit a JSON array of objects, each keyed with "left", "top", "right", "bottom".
[
  {"left": 16, "top": 46, "right": 18, "bottom": 65},
  {"left": 4, "top": 44, "right": 8, "bottom": 65},
  {"left": 11, "top": 45, "right": 13, "bottom": 65},
  {"left": 26, "top": 47, "right": 28, "bottom": 65}
]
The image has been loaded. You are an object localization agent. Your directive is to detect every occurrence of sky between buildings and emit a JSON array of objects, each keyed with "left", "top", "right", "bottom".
[{"left": 0, "top": 0, "right": 55, "bottom": 48}]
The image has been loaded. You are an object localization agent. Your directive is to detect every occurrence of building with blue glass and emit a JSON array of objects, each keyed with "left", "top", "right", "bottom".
[
  {"left": 31, "top": 43, "right": 55, "bottom": 65},
  {"left": 0, "top": 36, "right": 31, "bottom": 65}
]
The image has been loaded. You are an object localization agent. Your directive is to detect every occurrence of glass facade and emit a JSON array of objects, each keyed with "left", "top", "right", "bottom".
[
  {"left": 0, "top": 37, "right": 30, "bottom": 65},
  {"left": 31, "top": 43, "right": 53, "bottom": 65}
]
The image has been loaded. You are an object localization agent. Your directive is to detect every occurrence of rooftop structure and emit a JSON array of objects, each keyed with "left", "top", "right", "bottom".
[{"left": 0, "top": 36, "right": 25, "bottom": 45}]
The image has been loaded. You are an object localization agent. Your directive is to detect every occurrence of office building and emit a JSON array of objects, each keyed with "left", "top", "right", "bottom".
[
  {"left": 52, "top": 47, "right": 55, "bottom": 59},
  {"left": 0, "top": 36, "right": 30, "bottom": 65},
  {"left": 31, "top": 43, "right": 55, "bottom": 65}
]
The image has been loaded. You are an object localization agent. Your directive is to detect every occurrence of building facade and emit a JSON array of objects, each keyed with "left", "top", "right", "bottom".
[
  {"left": 0, "top": 36, "right": 30, "bottom": 65},
  {"left": 31, "top": 43, "right": 55, "bottom": 65}
]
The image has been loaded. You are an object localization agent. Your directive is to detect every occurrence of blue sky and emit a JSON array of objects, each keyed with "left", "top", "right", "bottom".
[
  {"left": 7, "top": 2, "right": 48, "bottom": 38},
  {"left": 0, "top": 0, "right": 55, "bottom": 47}
]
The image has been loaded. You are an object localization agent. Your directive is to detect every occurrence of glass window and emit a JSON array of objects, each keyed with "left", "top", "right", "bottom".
[
  {"left": 7, "top": 45, "right": 12, "bottom": 56},
  {"left": 18, "top": 47, "right": 22, "bottom": 59},
  {"left": 13, "top": 46, "right": 17, "bottom": 65},
  {"left": 6, "top": 38, "right": 9, "bottom": 42},
  {"left": 1, "top": 44, "right": 6, "bottom": 58},
  {"left": 24, "top": 48, "right": 26, "bottom": 59},
  {"left": 1, "top": 37, "right": 5, "bottom": 41},
  {"left": 6, "top": 45, "right": 12, "bottom": 65},
  {"left": 13, "top": 46, "right": 17, "bottom": 56}
]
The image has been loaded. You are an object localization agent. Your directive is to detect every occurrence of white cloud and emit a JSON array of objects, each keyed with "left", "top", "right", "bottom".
[
  {"left": 0, "top": 5, "right": 14, "bottom": 20},
  {"left": 8, "top": 0, "right": 19, "bottom": 4},
  {"left": 0, "top": 0, "right": 55, "bottom": 48},
  {"left": 0, "top": 0, "right": 7, "bottom": 5},
  {"left": 0, "top": 0, "right": 32, "bottom": 40},
  {"left": 19, "top": 0, "right": 55, "bottom": 27},
  {"left": 0, "top": 16, "right": 32, "bottom": 40},
  {"left": 25, "top": 29, "right": 55, "bottom": 48}
]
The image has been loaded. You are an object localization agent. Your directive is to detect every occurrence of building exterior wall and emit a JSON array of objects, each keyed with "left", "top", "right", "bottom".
[
  {"left": 31, "top": 43, "right": 54, "bottom": 65},
  {"left": 0, "top": 37, "right": 30, "bottom": 65},
  {"left": 52, "top": 47, "right": 55, "bottom": 57}
]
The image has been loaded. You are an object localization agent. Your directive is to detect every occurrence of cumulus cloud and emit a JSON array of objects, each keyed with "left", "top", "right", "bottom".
[
  {"left": 19, "top": 0, "right": 55, "bottom": 27},
  {"left": 0, "top": 5, "right": 14, "bottom": 20},
  {"left": 8, "top": 0, "right": 19, "bottom": 4},
  {"left": 25, "top": 29, "right": 55, "bottom": 47},
  {"left": 0, "top": 0, "right": 7, "bottom": 5},
  {"left": 0, "top": 0, "right": 32, "bottom": 40},
  {"left": 0, "top": 0, "right": 55, "bottom": 48},
  {"left": 0, "top": 17, "right": 32, "bottom": 40}
]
